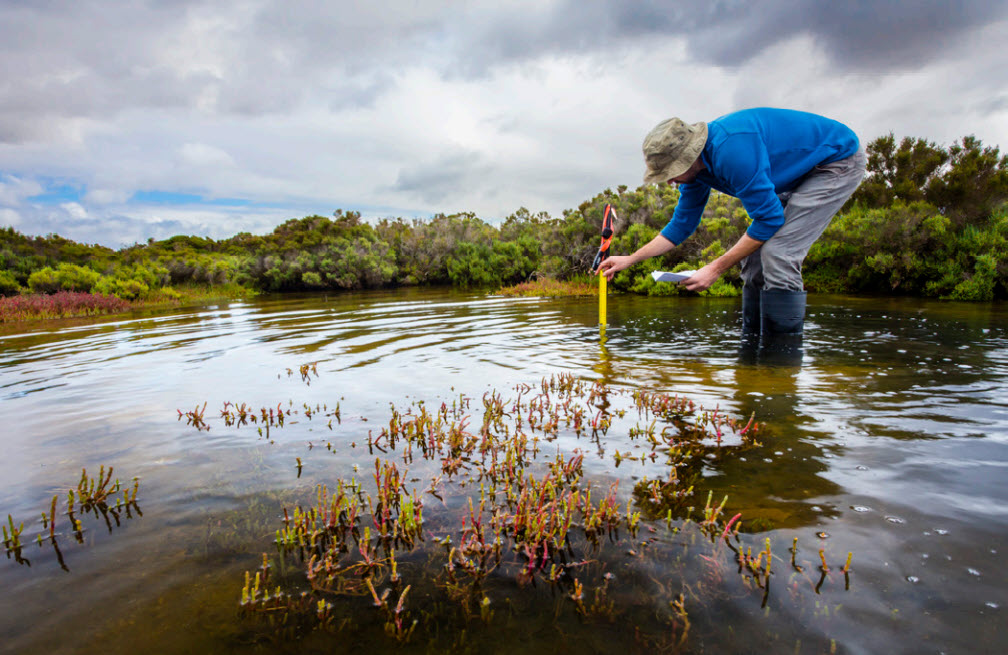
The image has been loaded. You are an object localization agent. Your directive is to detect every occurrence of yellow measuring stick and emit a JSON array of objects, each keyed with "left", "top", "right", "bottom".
[
  {"left": 592, "top": 204, "right": 615, "bottom": 327},
  {"left": 599, "top": 272, "right": 607, "bottom": 325}
]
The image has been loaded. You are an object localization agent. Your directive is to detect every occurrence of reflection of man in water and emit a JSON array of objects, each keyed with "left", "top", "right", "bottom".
[{"left": 598, "top": 108, "right": 866, "bottom": 344}]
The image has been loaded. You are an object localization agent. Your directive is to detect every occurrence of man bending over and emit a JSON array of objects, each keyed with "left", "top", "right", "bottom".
[{"left": 598, "top": 107, "right": 866, "bottom": 342}]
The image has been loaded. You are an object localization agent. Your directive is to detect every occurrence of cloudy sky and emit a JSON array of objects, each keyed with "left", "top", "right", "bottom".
[{"left": 2, "top": 0, "right": 1007, "bottom": 248}]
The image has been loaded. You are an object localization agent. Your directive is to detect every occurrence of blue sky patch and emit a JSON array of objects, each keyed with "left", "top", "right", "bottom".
[
  {"left": 27, "top": 180, "right": 85, "bottom": 204},
  {"left": 129, "top": 190, "right": 258, "bottom": 207}
]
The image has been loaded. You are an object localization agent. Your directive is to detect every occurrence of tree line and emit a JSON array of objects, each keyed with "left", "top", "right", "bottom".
[{"left": 2, "top": 133, "right": 1006, "bottom": 302}]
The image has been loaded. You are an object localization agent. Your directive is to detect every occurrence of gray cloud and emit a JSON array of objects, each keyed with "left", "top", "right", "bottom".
[
  {"left": 391, "top": 149, "right": 494, "bottom": 204},
  {"left": 0, "top": 1, "right": 409, "bottom": 141},
  {"left": 2, "top": 0, "right": 1003, "bottom": 137},
  {"left": 1, "top": 1, "right": 1006, "bottom": 247},
  {"left": 974, "top": 94, "right": 1008, "bottom": 115},
  {"left": 421, "top": 1, "right": 1008, "bottom": 76},
  {"left": 683, "top": 1, "right": 1008, "bottom": 70}
]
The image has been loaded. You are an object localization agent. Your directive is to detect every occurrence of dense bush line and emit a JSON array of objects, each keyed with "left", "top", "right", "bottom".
[
  {"left": 809, "top": 134, "right": 1008, "bottom": 300},
  {"left": 1, "top": 133, "right": 1006, "bottom": 303}
]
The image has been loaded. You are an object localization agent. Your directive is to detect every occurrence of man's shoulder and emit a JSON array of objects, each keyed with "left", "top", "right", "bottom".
[
  {"left": 703, "top": 115, "right": 772, "bottom": 184},
  {"left": 706, "top": 110, "right": 767, "bottom": 144},
  {"left": 704, "top": 123, "right": 761, "bottom": 158}
]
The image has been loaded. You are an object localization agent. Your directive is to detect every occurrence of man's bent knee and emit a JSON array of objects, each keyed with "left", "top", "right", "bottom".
[{"left": 759, "top": 241, "right": 805, "bottom": 291}]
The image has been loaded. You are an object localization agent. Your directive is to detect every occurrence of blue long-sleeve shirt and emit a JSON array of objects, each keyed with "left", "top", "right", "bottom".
[{"left": 659, "top": 108, "right": 860, "bottom": 244}]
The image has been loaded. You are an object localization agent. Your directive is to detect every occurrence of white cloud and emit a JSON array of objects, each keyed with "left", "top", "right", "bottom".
[
  {"left": 0, "top": 174, "right": 43, "bottom": 206},
  {"left": 0, "top": 207, "right": 21, "bottom": 227},
  {"left": 60, "top": 202, "right": 88, "bottom": 220},
  {"left": 178, "top": 142, "right": 236, "bottom": 168},
  {"left": 84, "top": 188, "right": 130, "bottom": 205}
]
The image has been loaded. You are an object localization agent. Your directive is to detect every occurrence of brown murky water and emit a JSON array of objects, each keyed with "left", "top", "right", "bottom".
[{"left": 1, "top": 288, "right": 1006, "bottom": 654}]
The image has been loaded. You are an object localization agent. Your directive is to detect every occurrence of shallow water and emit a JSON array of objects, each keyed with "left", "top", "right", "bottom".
[{"left": 1, "top": 288, "right": 1006, "bottom": 654}]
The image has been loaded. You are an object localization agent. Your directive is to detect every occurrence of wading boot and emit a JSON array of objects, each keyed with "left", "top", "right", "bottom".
[
  {"left": 738, "top": 285, "right": 761, "bottom": 361},
  {"left": 741, "top": 285, "right": 762, "bottom": 335},
  {"left": 759, "top": 289, "right": 806, "bottom": 362}
]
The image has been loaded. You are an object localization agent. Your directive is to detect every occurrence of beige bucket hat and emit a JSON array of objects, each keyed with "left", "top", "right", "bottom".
[{"left": 642, "top": 118, "right": 708, "bottom": 184}]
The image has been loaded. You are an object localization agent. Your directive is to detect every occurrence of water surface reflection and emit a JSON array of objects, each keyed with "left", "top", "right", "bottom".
[{"left": 1, "top": 289, "right": 1006, "bottom": 653}]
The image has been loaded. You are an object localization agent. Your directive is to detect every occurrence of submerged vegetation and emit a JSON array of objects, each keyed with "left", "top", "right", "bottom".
[
  {"left": 3, "top": 467, "right": 141, "bottom": 570},
  {"left": 175, "top": 368, "right": 856, "bottom": 651},
  {"left": 2, "top": 132, "right": 1006, "bottom": 316}
]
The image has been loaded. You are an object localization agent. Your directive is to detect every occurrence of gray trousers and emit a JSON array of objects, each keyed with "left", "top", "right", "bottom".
[{"left": 741, "top": 149, "right": 867, "bottom": 292}]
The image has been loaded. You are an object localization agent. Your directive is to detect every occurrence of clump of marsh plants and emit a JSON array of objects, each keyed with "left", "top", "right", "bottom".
[
  {"left": 180, "top": 369, "right": 853, "bottom": 650},
  {"left": 4, "top": 468, "right": 141, "bottom": 570}
]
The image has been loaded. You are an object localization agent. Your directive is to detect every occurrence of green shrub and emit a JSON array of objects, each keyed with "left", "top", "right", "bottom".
[
  {"left": 322, "top": 237, "right": 397, "bottom": 289},
  {"left": 849, "top": 133, "right": 1008, "bottom": 226},
  {"left": 27, "top": 267, "right": 60, "bottom": 294},
  {"left": 0, "top": 270, "right": 21, "bottom": 296},
  {"left": 447, "top": 242, "right": 498, "bottom": 288},
  {"left": 805, "top": 201, "right": 1008, "bottom": 298},
  {"left": 945, "top": 254, "right": 998, "bottom": 301},
  {"left": 94, "top": 276, "right": 150, "bottom": 300},
  {"left": 53, "top": 263, "right": 100, "bottom": 292},
  {"left": 699, "top": 277, "right": 740, "bottom": 298}
]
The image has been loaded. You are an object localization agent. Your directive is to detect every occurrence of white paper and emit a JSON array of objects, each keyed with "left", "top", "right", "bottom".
[{"left": 651, "top": 270, "right": 697, "bottom": 283}]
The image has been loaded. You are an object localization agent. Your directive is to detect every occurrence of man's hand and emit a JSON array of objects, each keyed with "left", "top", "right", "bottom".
[
  {"left": 682, "top": 233, "right": 765, "bottom": 292},
  {"left": 596, "top": 234, "right": 677, "bottom": 281},
  {"left": 597, "top": 255, "right": 634, "bottom": 281},
  {"left": 681, "top": 262, "right": 722, "bottom": 292}
]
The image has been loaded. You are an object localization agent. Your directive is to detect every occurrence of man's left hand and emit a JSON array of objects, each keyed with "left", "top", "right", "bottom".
[
  {"left": 680, "top": 233, "right": 765, "bottom": 292},
  {"left": 681, "top": 262, "right": 721, "bottom": 292}
]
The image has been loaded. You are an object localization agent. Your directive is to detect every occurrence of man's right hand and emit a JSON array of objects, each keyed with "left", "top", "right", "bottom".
[
  {"left": 596, "top": 255, "right": 634, "bottom": 281},
  {"left": 596, "top": 233, "right": 677, "bottom": 280}
]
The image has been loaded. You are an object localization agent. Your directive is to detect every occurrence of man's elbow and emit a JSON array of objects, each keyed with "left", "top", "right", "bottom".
[{"left": 745, "top": 220, "right": 783, "bottom": 242}]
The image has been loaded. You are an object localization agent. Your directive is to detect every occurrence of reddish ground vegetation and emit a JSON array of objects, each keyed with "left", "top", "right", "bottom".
[{"left": 0, "top": 291, "right": 131, "bottom": 323}]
